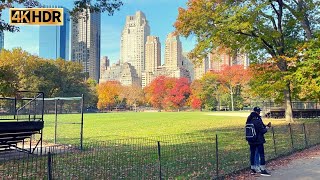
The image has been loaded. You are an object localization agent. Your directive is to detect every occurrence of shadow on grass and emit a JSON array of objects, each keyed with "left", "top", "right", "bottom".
[{"left": 1, "top": 121, "right": 320, "bottom": 179}]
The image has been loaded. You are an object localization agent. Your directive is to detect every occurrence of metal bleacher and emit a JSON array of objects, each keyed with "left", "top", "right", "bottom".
[
  {"left": 0, "top": 91, "right": 44, "bottom": 154},
  {"left": 262, "top": 101, "right": 320, "bottom": 119}
]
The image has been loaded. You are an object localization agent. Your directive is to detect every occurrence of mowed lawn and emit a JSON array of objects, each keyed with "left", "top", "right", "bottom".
[{"left": 43, "top": 111, "right": 287, "bottom": 143}]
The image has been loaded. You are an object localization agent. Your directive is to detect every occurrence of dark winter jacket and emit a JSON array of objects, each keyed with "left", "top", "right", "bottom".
[{"left": 246, "top": 112, "right": 268, "bottom": 145}]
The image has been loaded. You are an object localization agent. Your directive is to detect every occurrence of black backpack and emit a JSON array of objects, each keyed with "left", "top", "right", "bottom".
[{"left": 245, "top": 121, "right": 257, "bottom": 142}]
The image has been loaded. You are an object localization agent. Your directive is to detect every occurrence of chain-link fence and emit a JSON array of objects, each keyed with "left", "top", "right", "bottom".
[
  {"left": 42, "top": 96, "right": 84, "bottom": 147},
  {"left": 1, "top": 121, "right": 320, "bottom": 179}
]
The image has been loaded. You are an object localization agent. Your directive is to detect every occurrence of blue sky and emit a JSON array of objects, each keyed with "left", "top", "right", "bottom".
[{"left": 3, "top": 0, "right": 196, "bottom": 64}]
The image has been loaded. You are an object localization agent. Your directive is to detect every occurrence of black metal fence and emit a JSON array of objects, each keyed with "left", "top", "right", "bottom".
[{"left": 1, "top": 121, "right": 320, "bottom": 179}]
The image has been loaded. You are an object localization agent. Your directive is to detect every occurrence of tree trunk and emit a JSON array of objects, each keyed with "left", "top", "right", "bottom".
[
  {"left": 284, "top": 84, "right": 294, "bottom": 122},
  {"left": 219, "top": 95, "right": 221, "bottom": 111},
  {"left": 300, "top": 17, "right": 313, "bottom": 39},
  {"left": 230, "top": 87, "right": 234, "bottom": 111}
]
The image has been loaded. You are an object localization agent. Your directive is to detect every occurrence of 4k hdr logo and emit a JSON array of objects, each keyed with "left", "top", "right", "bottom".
[{"left": 9, "top": 8, "right": 64, "bottom": 26}]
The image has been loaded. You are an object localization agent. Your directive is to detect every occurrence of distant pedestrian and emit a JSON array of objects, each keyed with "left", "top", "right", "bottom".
[{"left": 245, "top": 107, "right": 271, "bottom": 176}]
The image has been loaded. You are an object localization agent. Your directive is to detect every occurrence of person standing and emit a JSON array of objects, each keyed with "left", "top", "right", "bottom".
[{"left": 246, "top": 107, "right": 271, "bottom": 176}]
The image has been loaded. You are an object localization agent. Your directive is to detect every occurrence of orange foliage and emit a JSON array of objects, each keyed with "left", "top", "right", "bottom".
[{"left": 97, "top": 81, "right": 122, "bottom": 110}]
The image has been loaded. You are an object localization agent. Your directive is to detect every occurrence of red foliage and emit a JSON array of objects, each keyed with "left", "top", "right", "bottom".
[
  {"left": 144, "top": 76, "right": 169, "bottom": 110},
  {"left": 144, "top": 76, "right": 191, "bottom": 111},
  {"left": 190, "top": 96, "right": 202, "bottom": 110},
  {"left": 165, "top": 78, "right": 191, "bottom": 110}
]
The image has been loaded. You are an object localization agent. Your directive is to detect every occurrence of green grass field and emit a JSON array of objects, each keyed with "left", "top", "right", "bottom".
[
  {"left": 43, "top": 111, "right": 288, "bottom": 144},
  {"left": 0, "top": 110, "right": 310, "bottom": 147}
]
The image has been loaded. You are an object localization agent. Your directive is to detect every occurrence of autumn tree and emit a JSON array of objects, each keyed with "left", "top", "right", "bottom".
[
  {"left": 0, "top": 64, "right": 18, "bottom": 96},
  {"left": 164, "top": 77, "right": 191, "bottom": 111},
  {"left": 0, "top": 48, "right": 58, "bottom": 95},
  {"left": 97, "top": 81, "right": 122, "bottom": 110},
  {"left": 53, "top": 58, "right": 87, "bottom": 97},
  {"left": 119, "top": 85, "right": 145, "bottom": 111},
  {"left": 249, "top": 63, "right": 284, "bottom": 102},
  {"left": 145, "top": 76, "right": 190, "bottom": 111},
  {"left": 189, "top": 80, "right": 203, "bottom": 110},
  {"left": 189, "top": 73, "right": 222, "bottom": 111},
  {"left": 84, "top": 78, "right": 98, "bottom": 108},
  {"left": 144, "top": 76, "right": 171, "bottom": 111},
  {"left": 200, "top": 72, "right": 221, "bottom": 110},
  {"left": 216, "top": 65, "right": 251, "bottom": 111},
  {"left": 292, "top": 36, "right": 320, "bottom": 102},
  {"left": 190, "top": 97, "right": 202, "bottom": 110},
  {"left": 0, "top": 49, "right": 94, "bottom": 101},
  {"left": 175, "top": 0, "right": 320, "bottom": 122}
]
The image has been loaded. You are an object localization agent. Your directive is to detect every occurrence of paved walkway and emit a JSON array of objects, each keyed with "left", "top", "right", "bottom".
[{"left": 258, "top": 155, "right": 320, "bottom": 180}]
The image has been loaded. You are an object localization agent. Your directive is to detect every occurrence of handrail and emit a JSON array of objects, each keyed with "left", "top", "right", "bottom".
[
  {"left": 16, "top": 92, "right": 44, "bottom": 121},
  {"left": 16, "top": 93, "right": 42, "bottom": 113}
]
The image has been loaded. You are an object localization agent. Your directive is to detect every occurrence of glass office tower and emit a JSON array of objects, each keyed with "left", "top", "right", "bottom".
[
  {"left": 39, "top": 6, "right": 70, "bottom": 60},
  {"left": 0, "top": 30, "right": 4, "bottom": 50}
]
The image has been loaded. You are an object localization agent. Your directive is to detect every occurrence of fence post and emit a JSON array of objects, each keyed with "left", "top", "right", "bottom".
[
  {"left": 271, "top": 127, "right": 277, "bottom": 156},
  {"left": 54, "top": 99, "right": 58, "bottom": 144},
  {"left": 80, "top": 94, "right": 84, "bottom": 150},
  {"left": 288, "top": 123, "right": 294, "bottom": 152},
  {"left": 47, "top": 152, "right": 52, "bottom": 180},
  {"left": 14, "top": 95, "right": 17, "bottom": 120},
  {"left": 215, "top": 134, "right": 219, "bottom": 179},
  {"left": 157, "top": 141, "right": 162, "bottom": 180},
  {"left": 302, "top": 123, "right": 308, "bottom": 147}
]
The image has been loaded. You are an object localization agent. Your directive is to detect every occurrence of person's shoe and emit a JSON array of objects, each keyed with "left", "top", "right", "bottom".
[
  {"left": 260, "top": 170, "right": 271, "bottom": 176},
  {"left": 256, "top": 167, "right": 261, "bottom": 173},
  {"left": 250, "top": 169, "right": 257, "bottom": 175}
]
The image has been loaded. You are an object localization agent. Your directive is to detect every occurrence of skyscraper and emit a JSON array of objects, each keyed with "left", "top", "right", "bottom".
[
  {"left": 0, "top": 30, "right": 4, "bottom": 50},
  {"left": 182, "top": 52, "right": 195, "bottom": 80},
  {"left": 120, "top": 11, "right": 150, "bottom": 79},
  {"left": 100, "top": 56, "right": 110, "bottom": 79},
  {"left": 210, "top": 47, "right": 250, "bottom": 71},
  {"left": 145, "top": 36, "right": 161, "bottom": 73},
  {"left": 165, "top": 32, "right": 182, "bottom": 70},
  {"left": 194, "top": 56, "right": 209, "bottom": 80},
  {"left": 142, "top": 36, "right": 161, "bottom": 87},
  {"left": 39, "top": 6, "right": 70, "bottom": 60},
  {"left": 71, "top": 9, "right": 101, "bottom": 82}
]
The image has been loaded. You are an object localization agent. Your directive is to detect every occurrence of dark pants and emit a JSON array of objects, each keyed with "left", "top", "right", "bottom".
[
  {"left": 249, "top": 144, "right": 265, "bottom": 166},
  {"left": 254, "top": 147, "right": 260, "bottom": 166}
]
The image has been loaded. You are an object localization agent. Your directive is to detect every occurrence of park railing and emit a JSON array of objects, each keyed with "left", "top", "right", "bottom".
[{"left": 1, "top": 121, "right": 320, "bottom": 179}]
